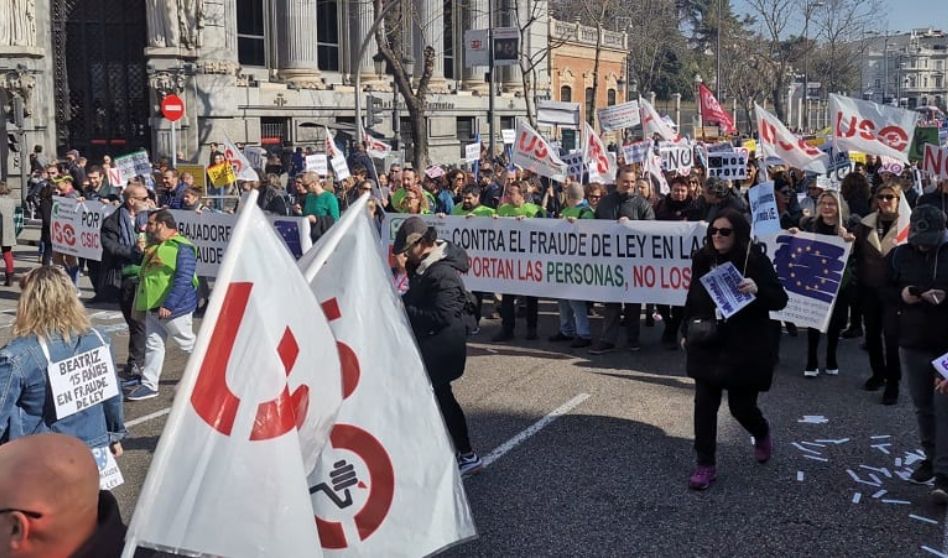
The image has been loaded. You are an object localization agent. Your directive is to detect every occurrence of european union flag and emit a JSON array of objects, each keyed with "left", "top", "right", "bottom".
[{"left": 772, "top": 236, "right": 845, "bottom": 303}]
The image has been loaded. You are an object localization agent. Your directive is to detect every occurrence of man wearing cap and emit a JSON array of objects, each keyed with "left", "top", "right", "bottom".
[
  {"left": 887, "top": 205, "right": 948, "bottom": 502},
  {"left": 394, "top": 217, "right": 482, "bottom": 477}
]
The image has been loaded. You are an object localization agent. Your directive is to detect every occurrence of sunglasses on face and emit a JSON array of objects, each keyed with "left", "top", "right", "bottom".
[
  {"left": 876, "top": 194, "right": 898, "bottom": 201},
  {"left": 709, "top": 227, "right": 733, "bottom": 237}
]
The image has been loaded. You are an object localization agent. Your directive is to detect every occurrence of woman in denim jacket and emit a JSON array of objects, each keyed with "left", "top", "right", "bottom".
[{"left": 0, "top": 266, "right": 126, "bottom": 454}]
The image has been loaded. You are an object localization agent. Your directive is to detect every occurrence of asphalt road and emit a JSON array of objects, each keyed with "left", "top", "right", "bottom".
[{"left": 2, "top": 246, "right": 945, "bottom": 557}]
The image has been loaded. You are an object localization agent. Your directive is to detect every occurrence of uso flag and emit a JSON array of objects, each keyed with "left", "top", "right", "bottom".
[{"left": 764, "top": 231, "right": 852, "bottom": 332}]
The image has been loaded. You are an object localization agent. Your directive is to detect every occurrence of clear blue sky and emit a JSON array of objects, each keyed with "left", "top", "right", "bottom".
[{"left": 731, "top": 0, "right": 948, "bottom": 37}]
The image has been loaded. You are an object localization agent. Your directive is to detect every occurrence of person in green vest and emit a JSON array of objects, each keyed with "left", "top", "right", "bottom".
[
  {"left": 548, "top": 182, "right": 595, "bottom": 348},
  {"left": 125, "top": 209, "right": 199, "bottom": 401},
  {"left": 493, "top": 181, "right": 543, "bottom": 342},
  {"left": 451, "top": 185, "right": 496, "bottom": 217},
  {"left": 301, "top": 171, "right": 340, "bottom": 222},
  {"left": 391, "top": 168, "right": 436, "bottom": 211}
]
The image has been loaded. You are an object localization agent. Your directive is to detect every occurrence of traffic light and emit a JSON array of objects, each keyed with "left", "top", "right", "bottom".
[{"left": 366, "top": 95, "right": 384, "bottom": 129}]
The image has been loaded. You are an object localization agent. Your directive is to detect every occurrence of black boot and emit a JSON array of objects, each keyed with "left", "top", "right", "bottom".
[{"left": 882, "top": 382, "right": 899, "bottom": 405}]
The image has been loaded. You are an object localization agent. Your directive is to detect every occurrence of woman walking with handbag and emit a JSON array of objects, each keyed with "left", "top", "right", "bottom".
[{"left": 683, "top": 209, "right": 789, "bottom": 490}]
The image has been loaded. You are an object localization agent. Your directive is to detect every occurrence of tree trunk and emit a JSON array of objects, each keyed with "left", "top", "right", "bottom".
[{"left": 589, "top": 25, "right": 603, "bottom": 127}]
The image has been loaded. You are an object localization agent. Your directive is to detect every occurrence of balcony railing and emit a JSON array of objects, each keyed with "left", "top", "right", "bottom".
[{"left": 551, "top": 19, "right": 627, "bottom": 50}]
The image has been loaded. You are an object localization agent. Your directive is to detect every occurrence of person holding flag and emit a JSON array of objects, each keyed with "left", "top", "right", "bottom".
[
  {"left": 853, "top": 183, "right": 906, "bottom": 405},
  {"left": 394, "top": 217, "right": 482, "bottom": 476}
]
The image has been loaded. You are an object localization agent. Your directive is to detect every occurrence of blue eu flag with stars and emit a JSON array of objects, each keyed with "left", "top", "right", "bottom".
[{"left": 772, "top": 236, "right": 845, "bottom": 303}]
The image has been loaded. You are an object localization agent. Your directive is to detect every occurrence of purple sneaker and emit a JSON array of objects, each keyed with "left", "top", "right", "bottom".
[
  {"left": 688, "top": 465, "right": 717, "bottom": 490},
  {"left": 754, "top": 434, "right": 773, "bottom": 463}
]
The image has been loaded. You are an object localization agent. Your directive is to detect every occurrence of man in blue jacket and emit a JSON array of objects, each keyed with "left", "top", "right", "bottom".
[{"left": 125, "top": 210, "right": 198, "bottom": 401}]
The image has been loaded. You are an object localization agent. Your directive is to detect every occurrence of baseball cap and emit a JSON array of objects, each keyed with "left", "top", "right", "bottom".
[
  {"left": 393, "top": 216, "right": 432, "bottom": 254},
  {"left": 909, "top": 205, "right": 947, "bottom": 248}
]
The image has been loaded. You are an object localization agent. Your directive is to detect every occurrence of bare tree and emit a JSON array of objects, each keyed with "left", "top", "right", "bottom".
[
  {"left": 512, "top": 0, "right": 567, "bottom": 127},
  {"left": 811, "top": 0, "right": 884, "bottom": 96},
  {"left": 744, "top": 0, "right": 797, "bottom": 121},
  {"left": 373, "top": 0, "right": 437, "bottom": 170}
]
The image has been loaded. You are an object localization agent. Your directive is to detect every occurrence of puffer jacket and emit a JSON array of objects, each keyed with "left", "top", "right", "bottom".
[
  {"left": 594, "top": 191, "right": 655, "bottom": 221},
  {"left": 403, "top": 240, "right": 470, "bottom": 386},
  {"left": 886, "top": 234, "right": 948, "bottom": 352}
]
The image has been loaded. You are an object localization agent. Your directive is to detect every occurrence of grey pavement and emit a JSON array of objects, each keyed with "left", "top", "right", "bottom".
[{"left": 1, "top": 244, "right": 945, "bottom": 557}]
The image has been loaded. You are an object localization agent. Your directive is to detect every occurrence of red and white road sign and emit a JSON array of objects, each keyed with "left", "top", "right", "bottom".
[{"left": 161, "top": 94, "right": 185, "bottom": 122}]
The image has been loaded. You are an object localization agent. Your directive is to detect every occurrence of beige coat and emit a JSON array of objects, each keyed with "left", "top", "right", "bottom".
[{"left": 0, "top": 196, "right": 18, "bottom": 247}]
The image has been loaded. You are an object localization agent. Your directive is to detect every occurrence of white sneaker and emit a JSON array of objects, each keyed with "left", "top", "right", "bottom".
[
  {"left": 804, "top": 369, "right": 819, "bottom": 378},
  {"left": 825, "top": 368, "right": 839, "bottom": 376}
]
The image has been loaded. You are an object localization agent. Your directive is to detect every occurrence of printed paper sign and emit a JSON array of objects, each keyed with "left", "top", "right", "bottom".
[
  {"left": 92, "top": 446, "right": 125, "bottom": 491},
  {"left": 46, "top": 344, "right": 120, "bottom": 421},
  {"left": 306, "top": 154, "right": 329, "bottom": 175},
  {"left": 658, "top": 139, "right": 694, "bottom": 174},
  {"left": 597, "top": 100, "right": 641, "bottom": 131},
  {"left": 622, "top": 140, "right": 653, "bottom": 165},
  {"left": 113, "top": 150, "right": 152, "bottom": 185},
  {"left": 698, "top": 261, "right": 755, "bottom": 319},
  {"left": 764, "top": 232, "right": 852, "bottom": 332},
  {"left": 170, "top": 210, "right": 313, "bottom": 276},
  {"left": 707, "top": 152, "right": 748, "bottom": 180},
  {"left": 922, "top": 143, "right": 948, "bottom": 180},
  {"left": 381, "top": 214, "right": 707, "bottom": 306},
  {"left": 932, "top": 352, "right": 948, "bottom": 380},
  {"left": 464, "top": 142, "right": 480, "bottom": 162},
  {"left": 501, "top": 129, "right": 516, "bottom": 144},
  {"left": 562, "top": 152, "right": 586, "bottom": 181},
  {"left": 207, "top": 162, "right": 237, "bottom": 187},
  {"left": 50, "top": 198, "right": 117, "bottom": 261},
  {"left": 176, "top": 164, "right": 208, "bottom": 195},
  {"left": 748, "top": 181, "right": 781, "bottom": 237},
  {"left": 330, "top": 154, "right": 351, "bottom": 180}
]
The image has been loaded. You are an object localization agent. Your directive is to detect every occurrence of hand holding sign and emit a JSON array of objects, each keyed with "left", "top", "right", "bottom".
[{"left": 698, "top": 262, "right": 755, "bottom": 319}]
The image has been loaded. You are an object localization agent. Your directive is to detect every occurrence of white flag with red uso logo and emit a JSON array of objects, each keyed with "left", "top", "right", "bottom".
[
  {"left": 122, "top": 191, "right": 344, "bottom": 558},
  {"left": 755, "top": 103, "right": 828, "bottom": 173},
  {"left": 362, "top": 131, "right": 392, "bottom": 159},
  {"left": 829, "top": 94, "right": 918, "bottom": 163},
  {"left": 582, "top": 121, "right": 616, "bottom": 184},
  {"left": 512, "top": 118, "right": 568, "bottom": 180},
  {"left": 222, "top": 135, "right": 260, "bottom": 182},
  {"left": 298, "top": 194, "right": 476, "bottom": 557},
  {"left": 639, "top": 97, "right": 677, "bottom": 141}
]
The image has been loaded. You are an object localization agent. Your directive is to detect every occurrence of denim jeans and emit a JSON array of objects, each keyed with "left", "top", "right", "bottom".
[{"left": 557, "top": 299, "right": 591, "bottom": 338}]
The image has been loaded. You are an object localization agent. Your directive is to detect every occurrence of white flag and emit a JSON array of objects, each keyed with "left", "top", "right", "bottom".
[
  {"left": 123, "top": 192, "right": 344, "bottom": 558},
  {"left": 829, "top": 93, "right": 918, "bottom": 163},
  {"left": 644, "top": 153, "right": 670, "bottom": 195},
  {"left": 511, "top": 118, "right": 568, "bottom": 180},
  {"left": 582, "top": 121, "right": 616, "bottom": 184},
  {"left": 639, "top": 97, "right": 677, "bottom": 141},
  {"left": 222, "top": 135, "right": 261, "bottom": 182},
  {"left": 363, "top": 131, "right": 392, "bottom": 159},
  {"left": 325, "top": 127, "right": 352, "bottom": 180},
  {"left": 755, "top": 103, "right": 828, "bottom": 173},
  {"left": 298, "top": 195, "right": 476, "bottom": 556}
]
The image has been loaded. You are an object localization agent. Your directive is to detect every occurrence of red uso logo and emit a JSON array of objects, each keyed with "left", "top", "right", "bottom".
[
  {"left": 759, "top": 119, "right": 822, "bottom": 157},
  {"left": 224, "top": 147, "right": 244, "bottom": 173},
  {"left": 588, "top": 137, "right": 609, "bottom": 174},
  {"left": 518, "top": 132, "right": 548, "bottom": 159},
  {"left": 835, "top": 112, "right": 909, "bottom": 152},
  {"left": 53, "top": 222, "right": 77, "bottom": 247}
]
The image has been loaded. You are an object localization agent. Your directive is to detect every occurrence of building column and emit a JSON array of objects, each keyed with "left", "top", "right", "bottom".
[
  {"left": 277, "top": 0, "right": 323, "bottom": 85},
  {"left": 354, "top": 0, "right": 384, "bottom": 87},
  {"left": 461, "top": 0, "right": 488, "bottom": 94},
  {"left": 415, "top": 0, "right": 447, "bottom": 91}
]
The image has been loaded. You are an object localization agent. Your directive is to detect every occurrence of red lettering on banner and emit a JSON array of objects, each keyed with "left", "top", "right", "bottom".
[
  {"left": 836, "top": 112, "right": 909, "bottom": 152},
  {"left": 517, "top": 260, "right": 542, "bottom": 282},
  {"left": 924, "top": 144, "right": 945, "bottom": 177},
  {"left": 632, "top": 265, "right": 656, "bottom": 288}
]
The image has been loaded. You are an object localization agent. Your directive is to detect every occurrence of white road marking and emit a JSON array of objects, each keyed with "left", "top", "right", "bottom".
[
  {"left": 482, "top": 393, "right": 590, "bottom": 468},
  {"left": 126, "top": 408, "right": 171, "bottom": 428}
]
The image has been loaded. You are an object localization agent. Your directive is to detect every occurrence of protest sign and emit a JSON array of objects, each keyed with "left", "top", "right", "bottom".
[
  {"left": 42, "top": 338, "right": 119, "bottom": 421},
  {"left": 644, "top": 153, "right": 670, "bottom": 194},
  {"left": 464, "top": 141, "right": 480, "bottom": 162},
  {"left": 748, "top": 181, "right": 781, "bottom": 237},
  {"left": 640, "top": 98, "right": 677, "bottom": 140},
  {"left": 512, "top": 119, "right": 567, "bottom": 179},
  {"left": 501, "top": 129, "right": 516, "bottom": 144},
  {"left": 222, "top": 136, "right": 260, "bottom": 181},
  {"left": 707, "top": 152, "right": 748, "bottom": 180},
  {"left": 582, "top": 121, "right": 615, "bottom": 183},
  {"left": 170, "top": 209, "right": 312, "bottom": 276},
  {"left": 597, "top": 100, "right": 641, "bottom": 131},
  {"left": 300, "top": 198, "right": 475, "bottom": 556},
  {"left": 306, "top": 154, "right": 329, "bottom": 175},
  {"left": 92, "top": 446, "right": 124, "bottom": 491},
  {"left": 932, "top": 351, "right": 948, "bottom": 380},
  {"left": 922, "top": 143, "right": 948, "bottom": 180},
  {"left": 763, "top": 231, "right": 852, "bottom": 332},
  {"left": 755, "top": 103, "right": 828, "bottom": 173},
  {"left": 113, "top": 150, "right": 152, "bottom": 185},
  {"left": 848, "top": 151, "right": 867, "bottom": 164},
  {"left": 698, "top": 261, "right": 754, "bottom": 319},
  {"left": 743, "top": 138, "right": 757, "bottom": 153},
  {"left": 363, "top": 132, "right": 392, "bottom": 159},
  {"left": 381, "top": 214, "right": 707, "bottom": 305},
  {"left": 658, "top": 139, "right": 694, "bottom": 174},
  {"left": 622, "top": 140, "right": 653, "bottom": 165},
  {"left": 324, "top": 127, "right": 351, "bottom": 180},
  {"left": 562, "top": 152, "right": 586, "bottom": 181},
  {"left": 244, "top": 146, "right": 266, "bottom": 170},
  {"left": 829, "top": 94, "right": 918, "bottom": 162},
  {"left": 910, "top": 126, "right": 940, "bottom": 162},
  {"left": 50, "top": 198, "right": 116, "bottom": 261},
  {"left": 207, "top": 162, "right": 236, "bottom": 187},
  {"left": 123, "top": 195, "right": 343, "bottom": 558},
  {"left": 177, "top": 164, "right": 207, "bottom": 195},
  {"left": 879, "top": 155, "right": 905, "bottom": 175}
]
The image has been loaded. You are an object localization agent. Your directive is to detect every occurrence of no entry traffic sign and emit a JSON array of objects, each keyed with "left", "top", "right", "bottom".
[{"left": 161, "top": 94, "right": 185, "bottom": 122}]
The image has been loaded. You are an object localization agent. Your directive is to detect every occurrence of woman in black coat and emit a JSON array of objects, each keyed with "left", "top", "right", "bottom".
[
  {"left": 395, "top": 217, "right": 482, "bottom": 477},
  {"left": 683, "top": 209, "right": 789, "bottom": 490}
]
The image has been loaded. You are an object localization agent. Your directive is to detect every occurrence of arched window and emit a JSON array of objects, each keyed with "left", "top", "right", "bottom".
[
  {"left": 236, "top": 0, "right": 267, "bottom": 67},
  {"left": 317, "top": 0, "right": 340, "bottom": 71},
  {"left": 607, "top": 89, "right": 616, "bottom": 106},
  {"left": 560, "top": 85, "right": 572, "bottom": 102}
]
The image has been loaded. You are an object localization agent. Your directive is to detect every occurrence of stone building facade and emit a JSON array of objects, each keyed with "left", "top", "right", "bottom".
[
  {"left": 0, "top": 0, "right": 552, "bottom": 174},
  {"left": 861, "top": 27, "right": 948, "bottom": 110}
]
